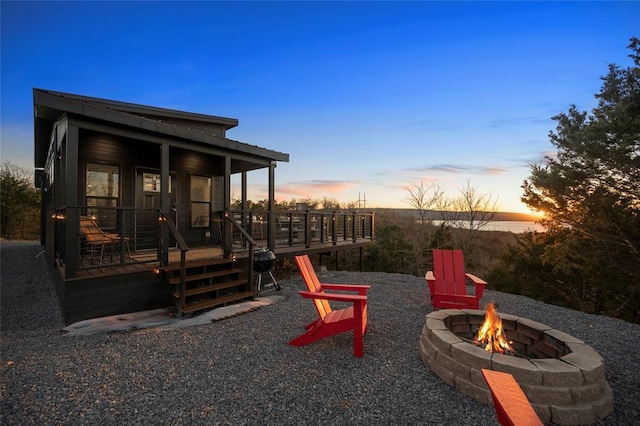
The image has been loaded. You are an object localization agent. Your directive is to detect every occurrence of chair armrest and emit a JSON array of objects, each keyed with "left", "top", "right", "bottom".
[
  {"left": 299, "top": 291, "right": 367, "bottom": 304},
  {"left": 465, "top": 273, "right": 486, "bottom": 285},
  {"left": 466, "top": 273, "right": 487, "bottom": 301},
  {"left": 321, "top": 283, "right": 370, "bottom": 295}
]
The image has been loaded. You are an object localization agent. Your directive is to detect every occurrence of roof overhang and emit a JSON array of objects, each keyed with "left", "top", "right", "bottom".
[{"left": 33, "top": 88, "right": 289, "bottom": 169}]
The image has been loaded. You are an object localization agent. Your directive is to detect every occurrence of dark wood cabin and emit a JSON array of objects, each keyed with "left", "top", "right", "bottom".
[{"left": 33, "top": 89, "right": 375, "bottom": 324}]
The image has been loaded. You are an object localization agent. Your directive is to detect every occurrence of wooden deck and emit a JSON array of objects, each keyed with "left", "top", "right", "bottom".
[{"left": 65, "top": 238, "right": 373, "bottom": 281}]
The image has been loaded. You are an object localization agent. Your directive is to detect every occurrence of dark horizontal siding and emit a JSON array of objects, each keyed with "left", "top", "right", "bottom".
[{"left": 63, "top": 271, "right": 171, "bottom": 325}]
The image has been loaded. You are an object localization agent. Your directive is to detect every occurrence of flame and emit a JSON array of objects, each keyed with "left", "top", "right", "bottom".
[{"left": 475, "top": 303, "right": 514, "bottom": 354}]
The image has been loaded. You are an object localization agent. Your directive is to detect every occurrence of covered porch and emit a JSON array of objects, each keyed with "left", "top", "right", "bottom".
[{"left": 33, "top": 88, "right": 374, "bottom": 324}]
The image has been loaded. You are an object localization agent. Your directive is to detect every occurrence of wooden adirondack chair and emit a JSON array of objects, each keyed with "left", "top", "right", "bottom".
[
  {"left": 482, "top": 369, "right": 543, "bottom": 426},
  {"left": 425, "top": 249, "right": 487, "bottom": 310},
  {"left": 289, "top": 255, "right": 370, "bottom": 357}
]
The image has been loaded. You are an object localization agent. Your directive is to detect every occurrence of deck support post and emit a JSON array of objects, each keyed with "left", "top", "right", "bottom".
[{"left": 160, "top": 143, "right": 170, "bottom": 265}]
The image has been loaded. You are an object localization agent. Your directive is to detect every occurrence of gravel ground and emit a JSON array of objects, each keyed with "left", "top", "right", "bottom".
[{"left": 1, "top": 241, "right": 639, "bottom": 425}]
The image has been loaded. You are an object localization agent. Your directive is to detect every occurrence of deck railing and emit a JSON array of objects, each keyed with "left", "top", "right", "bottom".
[
  {"left": 46, "top": 206, "right": 374, "bottom": 278},
  {"left": 228, "top": 210, "right": 375, "bottom": 252},
  {"left": 48, "top": 206, "right": 174, "bottom": 277}
]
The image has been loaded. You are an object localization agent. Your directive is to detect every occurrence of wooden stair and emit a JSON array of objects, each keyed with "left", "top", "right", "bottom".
[{"left": 161, "top": 257, "right": 256, "bottom": 315}]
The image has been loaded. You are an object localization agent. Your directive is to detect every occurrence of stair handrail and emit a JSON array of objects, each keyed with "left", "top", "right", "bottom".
[
  {"left": 159, "top": 211, "right": 189, "bottom": 316},
  {"left": 225, "top": 211, "right": 257, "bottom": 292}
]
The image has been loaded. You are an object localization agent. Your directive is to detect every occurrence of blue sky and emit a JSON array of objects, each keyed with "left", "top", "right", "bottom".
[{"left": 1, "top": 1, "right": 638, "bottom": 214}]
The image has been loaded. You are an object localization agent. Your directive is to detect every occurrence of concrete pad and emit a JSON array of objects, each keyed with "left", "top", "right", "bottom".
[{"left": 63, "top": 295, "right": 284, "bottom": 336}]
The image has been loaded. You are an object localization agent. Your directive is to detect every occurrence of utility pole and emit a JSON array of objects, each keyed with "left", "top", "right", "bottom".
[{"left": 358, "top": 193, "right": 366, "bottom": 209}]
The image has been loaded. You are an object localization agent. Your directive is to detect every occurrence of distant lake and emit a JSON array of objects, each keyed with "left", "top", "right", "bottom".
[{"left": 430, "top": 220, "right": 544, "bottom": 234}]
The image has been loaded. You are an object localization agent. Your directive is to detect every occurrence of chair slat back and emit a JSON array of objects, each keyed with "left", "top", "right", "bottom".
[
  {"left": 433, "top": 249, "right": 468, "bottom": 296},
  {"left": 295, "top": 255, "right": 332, "bottom": 319},
  {"left": 80, "top": 216, "right": 107, "bottom": 243}
]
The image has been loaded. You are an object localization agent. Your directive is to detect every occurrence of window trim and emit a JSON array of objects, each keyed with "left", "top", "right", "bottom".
[{"left": 189, "top": 174, "right": 211, "bottom": 228}]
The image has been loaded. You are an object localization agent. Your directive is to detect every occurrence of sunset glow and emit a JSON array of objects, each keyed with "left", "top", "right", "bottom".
[{"left": 2, "top": 2, "right": 637, "bottom": 214}]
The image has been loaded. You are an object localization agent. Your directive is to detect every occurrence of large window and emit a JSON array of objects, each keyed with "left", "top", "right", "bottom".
[
  {"left": 86, "top": 163, "right": 119, "bottom": 226},
  {"left": 190, "top": 175, "right": 211, "bottom": 228}
]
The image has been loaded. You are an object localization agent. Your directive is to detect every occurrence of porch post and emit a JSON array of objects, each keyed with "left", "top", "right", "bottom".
[
  {"left": 241, "top": 171, "right": 248, "bottom": 212},
  {"left": 160, "top": 143, "right": 170, "bottom": 265},
  {"left": 64, "top": 124, "right": 79, "bottom": 278},
  {"left": 268, "top": 161, "right": 275, "bottom": 251},
  {"left": 223, "top": 156, "right": 232, "bottom": 257},
  {"left": 241, "top": 171, "right": 248, "bottom": 232}
]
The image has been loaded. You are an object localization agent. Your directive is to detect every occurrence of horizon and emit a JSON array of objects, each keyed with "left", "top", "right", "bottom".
[{"left": 2, "top": 1, "right": 638, "bottom": 215}]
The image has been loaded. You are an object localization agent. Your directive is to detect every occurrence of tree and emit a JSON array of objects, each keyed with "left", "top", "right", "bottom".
[
  {"left": 510, "top": 37, "right": 640, "bottom": 322},
  {"left": 405, "top": 180, "right": 443, "bottom": 226},
  {"left": 445, "top": 180, "right": 498, "bottom": 251},
  {"left": 0, "top": 162, "right": 40, "bottom": 240}
]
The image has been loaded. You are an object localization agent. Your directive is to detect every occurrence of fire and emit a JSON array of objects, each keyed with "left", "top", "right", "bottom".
[{"left": 475, "top": 303, "right": 514, "bottom": 354}]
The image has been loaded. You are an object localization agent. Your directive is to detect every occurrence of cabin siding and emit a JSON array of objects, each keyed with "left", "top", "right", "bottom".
[
  {"left": 75, "top": 129, "right": 226, "bottom": 247},
  {"left": 63, "top": 271, "right": 171, "bottom": 325}
]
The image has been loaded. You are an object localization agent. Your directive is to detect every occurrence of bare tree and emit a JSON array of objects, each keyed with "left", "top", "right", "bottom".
[
  {"left": 405, "top": 181, "right": 444, "bottom": 226},
  {"left": 447, "top": 180, "right": 499, "bottom": 250}
]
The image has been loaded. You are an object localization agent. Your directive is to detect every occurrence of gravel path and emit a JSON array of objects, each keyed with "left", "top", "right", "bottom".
[{"left": 2, "top": 241, "right": 639, "bottom": 425}]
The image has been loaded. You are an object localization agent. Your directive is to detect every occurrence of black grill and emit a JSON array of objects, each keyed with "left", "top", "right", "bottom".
[{"left": 253, "top": 248, "right": 276, "bottom": 273}]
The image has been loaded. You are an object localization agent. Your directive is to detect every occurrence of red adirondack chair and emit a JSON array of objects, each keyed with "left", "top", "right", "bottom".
[
  {"left": 482, "top": 369, "right": 543, "bottom": 426},
  {"left": 425, "top": 249, "right": 487, "bottom": 310},
  {"left": 289, "top": 255, "right": 370, "bottom": 357}
]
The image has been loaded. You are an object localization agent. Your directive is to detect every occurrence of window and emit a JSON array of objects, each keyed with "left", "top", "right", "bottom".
[
  {"left": 190, "top": 175, "right": 211, "bottom": 227},
  {"left": 86, "top": 163, "right": 119, "bottom": 226}
]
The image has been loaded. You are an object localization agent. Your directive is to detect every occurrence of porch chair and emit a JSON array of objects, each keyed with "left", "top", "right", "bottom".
[
  {"left": 79, "top": 215, "right": 132, "bottom": 265},
  {"left": 425, "top": 249, "right": 487, "bottom": 310},
  {"left": 289, "top": 255, "right": 370, "bottom": 357}
]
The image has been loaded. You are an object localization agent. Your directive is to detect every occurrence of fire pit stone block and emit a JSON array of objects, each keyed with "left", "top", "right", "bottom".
[
  {"left": 551, "top": 403, "right": 597, "bottom": 425},
  {"left": 461, "top": 309, "right": 486, "bottom": 326},
  {"left": 568, "top": 382, "right": 607, "bottom": 404},
  {"left": 516, "top": 317, "right": 552, "bottom": 340},
  {"left": 450, "top": 341, "right": 492, "bottom": 371},
  {"left": 430, "top": 329, "right": 463, "bottom": 355},
  {"left": 592, "top": 384, "right": 614, "bottom": 420},
  {"left": 565, "top": 341, "right": 604, "bottom": 362},
  {"left": 534, "top": 338, "right": 561, "bottom": 358},
  {"left": 426, "top": 355, "right": 456, "bottom": 386},
  {"left": 427, "top": 309, "right": 461, "bottom": 320},
  {"left": 450, "top": 313, "right": 470, "bottom": 326},
  {"left": 508, "top": 330, "right": 534, "bottom": 346},
  {"left": 531, "top": 404, "right": 552, "bottom": 424},
  {"left": 546, "top": 328, "right": 584, "bottom": 344},
  {"left": 520, "top": 382, "right": 572, "bottom": 405},
  {"left": 425, "top": 318, "right": 448, "bottom": 333},
  {"left": 491, "top": 352, "right": 543, "bottom": 385},
  {"left": 498, "top": 312, "right": 519, "bottom": 331},
  {"left": 420, "top": 325, "right": 442, "bottom": 357},
  {"left": 436, "top": 350, "right": 471, "bottom": 381},
  {"left": 454, "top": 376, "right": 493, "bottom": 406},
  {"left": 531, "top": 358, "right": 584, "bottom": 387},
  {"left": 560, "top": 351, "right": 606, "bottom": 384},
  {"left": 419, "top": 335, "right": 440, "bottom": 365}
]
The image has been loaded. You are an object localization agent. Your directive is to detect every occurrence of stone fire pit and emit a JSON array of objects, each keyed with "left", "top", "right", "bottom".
[{"left": 419, "top": 309, "right": 613, "bottom": 425}]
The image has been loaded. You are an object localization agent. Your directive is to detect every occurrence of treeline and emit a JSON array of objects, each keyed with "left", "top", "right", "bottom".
[{"left": 0, "top": 162, "right": 40, "bottom": 240}]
